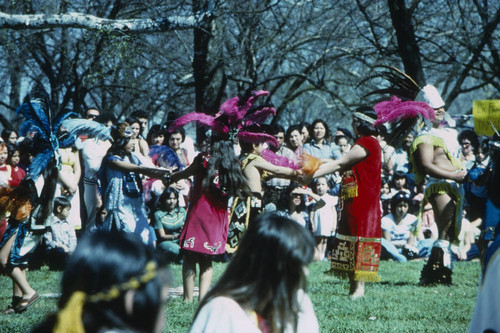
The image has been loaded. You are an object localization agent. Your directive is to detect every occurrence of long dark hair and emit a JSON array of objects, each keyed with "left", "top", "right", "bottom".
[
  {"left": 58, "top": 231, "right": 165, "bottom": 332},
  {"left": 354, "top": 109, "right": 379, "bottom": 137},
  {"left": 194, "top": 214, "right": 315, "bottom": 332},
  {"left": 158, "top": 187, "right": 180, "bottom": 211},
  {"left": 202, "top": 138, "right": 250, "bottom": 198}
]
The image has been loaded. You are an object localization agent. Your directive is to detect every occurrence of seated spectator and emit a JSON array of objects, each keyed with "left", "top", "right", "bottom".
[
  {"left": 153, "top": 188, "right": 186, "bottom": 264},
  {"left": 43, "top": 197, "right": 77, "bottom": 270},
  {"left": 381, "top": 191, "right": 418, "bottom": 262},
  {"left": 146, "top": 124, "right": 167, "bottom": 146},
  {"left": 390, "top": 171, "right": 411, "bottom": 196},
  {"left": 191, "top": 214, "right": 319, "bottom": 333},
  {"left": 33, "top": 230, "right": 169, "bottom": 333},
  {"left": 381, "top": 177, "right": 392, "bottom": 216}
]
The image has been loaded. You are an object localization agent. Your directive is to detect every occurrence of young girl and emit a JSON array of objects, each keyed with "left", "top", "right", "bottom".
[
  {"left": 311, "top": 177, "right": 338, "bottom": 261},
  {"left": 0, "top": 143, "right": 12, "bottom": 188},
  {"left": 7, "top": 144, "right": 26, "bottom": 188},
  {"left": 165, "top": 134, "right": 249, "bottom": 301},
  {"left": 191, "top": 214, "right": 319, "bottom": 333},
  {"left": 153, "top": 187, "right": 186, "bottom": 264},
  {"left": 276, "top": 182, "right": 312, "bottom": 230}
]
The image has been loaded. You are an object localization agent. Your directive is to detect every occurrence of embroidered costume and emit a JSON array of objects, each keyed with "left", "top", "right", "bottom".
[
  {"left": 226, "top": 153, "right": 265, "bottom": 254},
  {"left": 329, "top": 136, "right": 382, "bottom": 282},
  {"left": 179, "top": 153, "right": 230, "bottom": 256}
]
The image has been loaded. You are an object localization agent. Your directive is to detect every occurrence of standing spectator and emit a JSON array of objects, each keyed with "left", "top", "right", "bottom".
[
  {"left": 43, "top": 197, "right": 77, "bottom": 270},
  {"left": 458, "top": 129, "right": 479, "bottom": 169},
  {"left": 168, "top": 127, "right": 192, "bottom": 167},
  {"left": 7, "top": 144, "right": 25, "bottom": 188},
  {"left": 264, "top": 124, "right": 295, "bottom": 210},
  {"left": 335, "top": 135, "right": 351, "bottom": 157},
  {"left": 0, "top": 142, "right": 12, "bottom": 188},
  {"left": 310, "top": 177, "right": 338, "bottom": 261},
  {"left": 392, "top": 132, "right": 414, "bottom": 174},
  {"left": 126, "top": 117, "right": 150, "bottom": 163},
  {"left": 1, "top": 129, "right": 18, "bottom": 145},
  {"left": 303, "top": 119, "right": 341, "bottom": 161},
  {"left": 299, "top": 122, "right": 311, "bottom": 144},
  {"left": 285, "top": 124, "right": 305, "bottom": 154},
  {"left": 191, "top": 214, "right": 319, "bottom": 333},
  {"left": 312, "top": 109, "right": 382, "bottom": 298}
]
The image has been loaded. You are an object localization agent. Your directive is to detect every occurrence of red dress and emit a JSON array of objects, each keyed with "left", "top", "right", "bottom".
[
  {"left": 330, "top": 136, "right": 382, "bottom": 282},
  {"left": 179, "top": 153, "right": 229, "bottom": 256}
]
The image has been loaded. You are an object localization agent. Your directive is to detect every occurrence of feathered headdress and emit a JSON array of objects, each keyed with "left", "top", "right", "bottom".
[
  {"left": 358, "top": 66, "right": 436, "bottom": 148},
  {"left": 149, "top": 145, "right": 184, "bottom": 170},
  {"left": 16, "top": 84, "right": 65, "bottom": 180},
  {"left": 169, "top": 90, "right": 279, "bottom": 148}
]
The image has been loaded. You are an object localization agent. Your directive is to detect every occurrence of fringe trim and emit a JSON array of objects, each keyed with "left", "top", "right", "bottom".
[
  {"left": 417, "top": 182, "right": 463, "bottom": 244},
  {"left": 354, "top": 271, "right": 381, "bottom": 282},
  {"left": 325, "top": 269, "right": 381, "bottom": 283}
]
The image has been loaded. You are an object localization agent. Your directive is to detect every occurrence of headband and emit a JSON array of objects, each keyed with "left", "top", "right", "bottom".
[
  {"left": 54, "top": 261, "right": 157, "bottom": 333},
  {"left": 353, "top": 112, "right": 376, "bottom": 124}
]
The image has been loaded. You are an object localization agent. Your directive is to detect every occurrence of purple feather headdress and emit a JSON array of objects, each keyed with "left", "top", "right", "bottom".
[{"left": 169, "top": 90, "right": 278, "bottom": 148}]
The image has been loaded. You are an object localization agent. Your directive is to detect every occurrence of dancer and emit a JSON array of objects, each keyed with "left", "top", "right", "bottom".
[
  {"left": 99, "top": 123, "right": 167, "bottom": 246},
  {"left": 312, "top": 109, "right": 382, "bottom": 299},
  {"left": 409, "top": 85, "right": 466, "bottom": 284},
  {"left": 190, "top": 214, "right": 319, "bottom": 333}
]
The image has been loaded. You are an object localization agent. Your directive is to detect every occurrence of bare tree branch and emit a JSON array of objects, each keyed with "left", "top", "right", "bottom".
[{"left": 0, "top": 10, "right": 213, "bottom": 33}]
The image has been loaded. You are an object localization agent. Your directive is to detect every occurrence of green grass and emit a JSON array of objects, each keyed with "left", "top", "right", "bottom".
[{"left": 1, "top": 260, "right": 480, "bottom": 332}]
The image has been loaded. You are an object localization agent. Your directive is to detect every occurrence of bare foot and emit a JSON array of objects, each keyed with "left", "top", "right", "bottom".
[{"left": 349, "top": 281, "right": 365, "bottom": 300}]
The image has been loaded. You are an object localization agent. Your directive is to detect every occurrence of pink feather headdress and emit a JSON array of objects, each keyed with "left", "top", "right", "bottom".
[
  {"left": 169, "top": 90, "right": 278, "bottom": 148},
  {"left": 373, "top": 96, "right": 434, "bottom": 126}
]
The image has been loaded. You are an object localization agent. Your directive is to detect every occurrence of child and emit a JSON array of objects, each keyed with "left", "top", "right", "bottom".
[
  {"left": 44, "top": 196, "right": 77, "bottom": 270},
  {"left": 153, "top": 187, "right": 186, "bottom": 264},
  {"left": 311, "top": 177, "right": 338, "bottom": 261},
  {"left": 0, "top": 142, "right": 12, "bottom": 188},
  {"left": 7, "top": 144, "right": 26, "bottom": 188},
  {"left": 276, "top": 182, "right": 313, "bottom": 230}
]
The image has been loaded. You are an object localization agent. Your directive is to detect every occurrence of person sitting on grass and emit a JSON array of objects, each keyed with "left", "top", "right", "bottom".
[
  {"left": 153, "top": 187, "right": 186, "bottom": 264},
  {"left": 190, "top": 213, "right": 319, "bottom": 333},
  {"left": 275, "top": 182, "right": 315, "bottom": 230},
  {"left": 32, "top": 230, "right": 169, "bottom": 333},
  {"left": 43, "top": 196, "right": 77, "bottom": 271},
  {"left": 381, "top": 191, "right": 418, "bottom": 262}
]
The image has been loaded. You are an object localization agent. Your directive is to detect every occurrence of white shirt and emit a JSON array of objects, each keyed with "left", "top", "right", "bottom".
[{"left": 190, "top": 291, "right": 319, "bottom": 333}]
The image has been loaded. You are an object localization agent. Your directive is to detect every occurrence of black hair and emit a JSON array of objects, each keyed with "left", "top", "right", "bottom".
[
  {"left": 168, "top": 127, "right": 186, "bottom": 143},
  {"left": 299, "top": 122, "right": 311, "bottom": 143},
  {"left": 285, "top": 182, "right": 307, "bottom": 212},
  {"left": 146, "top": 124, "right": 167, "bottom": 146},
  {"left": 1, "top": 128, "right": 17, "bottom": 143},
  {"left": 458, "top": 129, "right": 479, "bottom": 152},
  {"left": 95, "top": 114, "right": 116, "bottom": 125},
  {"left": 353, "top": 109, "right": 379, "bottom": 137},
  {"left": 202, "top": 138, "right": 250, "bottom": 198},
  {"left": 53, "top": 196, "right": 71, "bottom": 214},
  {"left": 194, "top": 214, "right": 315, "bottom": 333},
  {"left": 391, "top": 171, "right": 408, "bottom": 188},
  {"left": 310, "top": 119, "right": 332, "bottom": 142},
  {"left": 52, "top": 230, "right": 165, "bottom": 333},
  {"left": 390, "top": 191, "right": 412, "bottom": 216},
  {"left": 6, "top": 143, "right": 19, "bottom": 165},
  {"left": 271, "top": 124, "right": 286, "bottom": 136},
  {"left": 334, "top": 135, "right": 348, "bottom": 146},
  {"left": 130, "top": 110, "right": 148, "bottom": 120},
  {"left": 285, "top": 124, "right": 303, "bottom": 148},
  {"left": 158, "top": 187, "right": 180, "bottom": 211}
]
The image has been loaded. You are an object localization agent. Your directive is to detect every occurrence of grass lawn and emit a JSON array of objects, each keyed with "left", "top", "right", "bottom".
[{"left": 0, "top": 259, "right": 480, "bottom": 332}]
